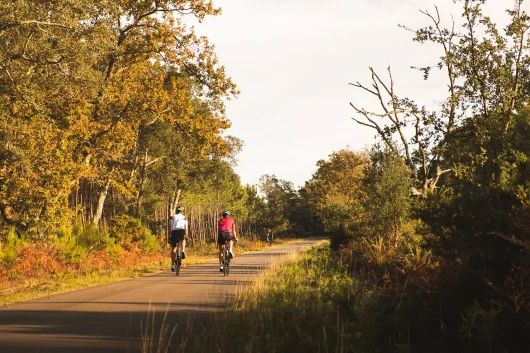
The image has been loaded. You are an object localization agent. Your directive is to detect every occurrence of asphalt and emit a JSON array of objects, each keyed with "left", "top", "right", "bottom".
[{"left": 0, "top": 239, "right": 321, "bottom": 353}]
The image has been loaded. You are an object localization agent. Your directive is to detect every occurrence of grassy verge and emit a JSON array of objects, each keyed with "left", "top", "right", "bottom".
[
  {"left": 0, "top": 237, "right": 304, "bottom": 306},
  {"left": 179, "top": 241, "right": 373, "bottom": 353}
]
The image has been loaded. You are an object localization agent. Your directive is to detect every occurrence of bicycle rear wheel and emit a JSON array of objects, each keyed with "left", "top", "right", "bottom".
[
  {"left": 175, "top": 247, "right": 181, "bottom": 276},
  {"left": 223, "top": 248, "right": 230, "bottom": 276}
]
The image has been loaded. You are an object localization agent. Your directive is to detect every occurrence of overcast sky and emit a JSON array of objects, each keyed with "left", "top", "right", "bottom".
[{"left": 194, "top": 0, "right": 522, "bottom": 188}]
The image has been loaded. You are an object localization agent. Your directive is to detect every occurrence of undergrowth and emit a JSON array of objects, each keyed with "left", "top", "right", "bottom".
[{"left": 178, "top": 242, "right": 376, "bottom": 353}]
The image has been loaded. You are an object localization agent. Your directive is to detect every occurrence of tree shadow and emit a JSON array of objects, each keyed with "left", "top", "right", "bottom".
[{"left": 0, "top": 304, "right": 215, "bottom": 353}]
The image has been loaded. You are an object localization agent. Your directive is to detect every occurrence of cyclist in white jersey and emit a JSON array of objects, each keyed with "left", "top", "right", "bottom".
[{"left": 169, "top": 206, "right": 188, "bottom": 271}]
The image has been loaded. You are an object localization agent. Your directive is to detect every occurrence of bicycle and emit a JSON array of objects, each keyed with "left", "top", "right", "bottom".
[
  {"left": 221, "top": 237, "right": 238, "bottom": 276},
  {"left": 173, "top": 240, "right": 183, "bottom": 276}
]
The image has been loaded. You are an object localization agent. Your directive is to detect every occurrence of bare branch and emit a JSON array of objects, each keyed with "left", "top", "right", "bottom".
[
  {"left": 145, "top": 156, "right": 166, "bottom": 167},
  {"left": 387, "top": 66, "right": 414, "bottom": 169},
  {"left": 349, "top": 82, "right": 378, "bottom": 96},
  {"left": 371, "top": 67, "right": 394, "bottom": 100},
  {"left": 18, "top": 20, "right": 73, "bottom": 30},
  {"left": 351, "top": 117, "right": 376, "bottom": 129},
  {"left": 413, "top": 112, "right": 429, "bottom": 187},
  {"left": 350, "top": 102, "right": 399, "bottom": 155}
]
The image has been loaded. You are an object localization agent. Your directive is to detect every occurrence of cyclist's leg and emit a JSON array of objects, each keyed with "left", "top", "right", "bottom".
[
  {"left": 228, "top": 239, "right": 234, "bottom": 257},
  {"left": 217, "top": 231, "right": 223, "bottom": 268},
  {"left": 170, "top": 245, "right": 177, "bottom": 271},
  {"left": 170, "top": 230, "right": 177, "bottom": 270},
  {"left": 219, "top": 244, "right": 224, "bottom": 263},
  {"left": 219, "top": 244, "right": 226, "bottom": 272},
  {"left": 176, "top": 230, "right": 186, "bottom": 259}
]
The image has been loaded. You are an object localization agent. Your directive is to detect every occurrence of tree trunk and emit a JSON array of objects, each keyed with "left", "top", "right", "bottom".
[
  {"left": 170, "top": 189, "right": 181, "bottom": 215},
  {"left": 167, "top": 189, "right": 181, "bottom": 242},
  {"left": 93, "top": 179, "right": 111, "bottom": 226},
  {"left": 135, "top": 150, "right": 149, "bottom": 217}
]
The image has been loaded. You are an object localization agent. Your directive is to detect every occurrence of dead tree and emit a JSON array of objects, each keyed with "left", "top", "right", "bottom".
[{"left": 350, "top": 66, "right": 451, "bottom": 193}]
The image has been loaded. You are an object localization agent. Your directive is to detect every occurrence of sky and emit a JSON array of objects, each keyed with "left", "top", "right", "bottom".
[{"left": 193, "top": 0, "right": 521, "bottom": 188}]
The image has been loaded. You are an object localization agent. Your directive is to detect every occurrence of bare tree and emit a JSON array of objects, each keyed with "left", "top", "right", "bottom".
[
  {"left": 349, "top": 6, "right": 477, "bottom": 194},
  {"left": 350, "top": 66, "right": 451, "bottom": 194}
]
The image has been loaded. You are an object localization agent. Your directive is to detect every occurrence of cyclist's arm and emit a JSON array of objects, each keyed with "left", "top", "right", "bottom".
[
  {"left": 232, "top": 222, "right": 237, "bottom": 238},
  {"left": 185, "top": 221, "right": 189, "bottom": 237}
]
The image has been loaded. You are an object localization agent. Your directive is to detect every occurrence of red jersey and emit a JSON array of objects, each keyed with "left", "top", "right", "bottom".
[{"left": 218, "top": 216, "right": 235, "bottom": 232}]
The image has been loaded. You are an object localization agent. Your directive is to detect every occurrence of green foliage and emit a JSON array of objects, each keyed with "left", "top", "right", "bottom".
[
  {"left": 461, "top": 300, "right": 500, "bottom": 349},
  {"left": 67, "top": 245, "right": 89, "bottom": 265},
  {"left": 258, "top": 175, "right": 312, "bottom": 239},
  {"left": 303, "top": 149, "right": 368, "bottom": 247},
  {"left": 103, "top": 237, "right": 123, "bottom": 262},
  {"left": 0, "top": 228, "right": 22, "bottom": 266},
  {"left": 140, "top": 229, "right": 160, "bottom": 254},
  {"left": 109, "top": 215, "right": 146, "bottom": 250},
  {"left": 258, "top": 175, "right": 292, "bottom": 235},
  {"left": 73, "top": 223, "right": 105, "bottom": 249},
  {"left": 361, "top": 147, "right": 412, "bottom": 246},
  {"left": 53, "top": 225, "right": 93, "bottom": 264}
]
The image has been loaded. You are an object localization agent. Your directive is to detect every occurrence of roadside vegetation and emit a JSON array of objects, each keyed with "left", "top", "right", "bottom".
[
  {"left": 0, "top": 220, "right": 302, "bottom": 305},
  {"left": 178, "top": 243, "right": 360, "bottom": 353},
  {"left": 175, "top": 2, "right": 530, "bottom": 352},
  {"left": 305, "top": 2, "right": 529, "bottom": 351}
]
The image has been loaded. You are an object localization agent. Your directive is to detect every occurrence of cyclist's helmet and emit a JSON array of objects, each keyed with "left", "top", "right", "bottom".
[
  {"left": 176, "top": 206, "right": 185, "bottom": 212},
  {"left": 222, "top": 210, "right": 231, "bottom": 216}
]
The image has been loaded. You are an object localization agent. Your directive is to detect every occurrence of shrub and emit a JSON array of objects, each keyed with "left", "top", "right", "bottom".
[
  {"left": 73, "top": 223, "right": 104, "bottom": 249},
  {"left": 103, "top": 237, "right": 123, "bottom": 262},
  {"left": 0, "top": 227, "right": 22, "bottom": 266},
  {"left": 109, "top": 215, "right": 145, "bottom": 249},
  {"left": 141, "top": 228, "right": 160, "bottom": 253}
]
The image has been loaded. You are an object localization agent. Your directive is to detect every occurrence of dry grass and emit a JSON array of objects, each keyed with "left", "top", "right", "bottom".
[{"left": 171, "top": 241, "right": 363, "bottom": 353}]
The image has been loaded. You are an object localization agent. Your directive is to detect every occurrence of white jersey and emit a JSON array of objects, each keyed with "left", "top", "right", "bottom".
[{"left": 170, "top": 213, "right": 188, "bottom": 230}]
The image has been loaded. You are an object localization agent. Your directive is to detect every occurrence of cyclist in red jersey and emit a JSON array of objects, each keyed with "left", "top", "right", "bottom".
[{"left": 217, "top": 210, "right": 237, "bottom": 272}]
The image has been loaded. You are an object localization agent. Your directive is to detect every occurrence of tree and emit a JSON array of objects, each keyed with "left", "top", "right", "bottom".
[
  {"left": 0, "top": 0, "right": 240, "bottom": 235},
  {"left": 258, "top": 175, "right": 305, "bottom": 238},
  {"left": 363, "top": 147, "right": 412, "bottom": 248},
  {"left": 304, "top": 149, "right": 368, "bottom": 246},
  {"left": 350, "top": 0, "right": 530, "bottom": 194}
]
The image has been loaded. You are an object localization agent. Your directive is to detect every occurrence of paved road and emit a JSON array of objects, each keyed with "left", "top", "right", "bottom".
[{"left": 0, "top": 239, "right": 320, "bottom": 353}]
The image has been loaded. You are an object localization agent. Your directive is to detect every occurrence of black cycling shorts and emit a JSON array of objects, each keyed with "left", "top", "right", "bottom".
[
  {"left": 217, "top": 231, "right": 235, "bottom": 246},
  {"left": 170, "top": 229, "right": 186, "bottom": 248}
]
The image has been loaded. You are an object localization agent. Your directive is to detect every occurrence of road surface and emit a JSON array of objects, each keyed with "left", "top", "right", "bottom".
[{"left": 0, "top": 239, "right": 320, "bottom": 353}]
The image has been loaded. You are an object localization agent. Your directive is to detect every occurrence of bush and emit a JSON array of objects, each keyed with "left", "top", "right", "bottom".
[
  {"left": 0, "top": 227, "right": 22, "bottom": 266},
  {"left": 103, "top": 237, "right": 123, "bottom": 262},
  {"left": 109, "top": 215, "right": 145, "bottom": 250},
  {"left": 141, "top": 228, "right": 160, "bottom": 253},
  {"left": 73, "top": 223, "right": 105, "bottom": 248}
]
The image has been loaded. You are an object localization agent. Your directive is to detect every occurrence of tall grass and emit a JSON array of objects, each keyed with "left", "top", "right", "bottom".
[{"left": 177, "top": 242, "right": 377, "bottom": 353}]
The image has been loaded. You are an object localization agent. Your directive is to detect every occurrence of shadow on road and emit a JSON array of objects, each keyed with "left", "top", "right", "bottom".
[{"left": 0, "top": 306, "right": 208, "bottom": 353}]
